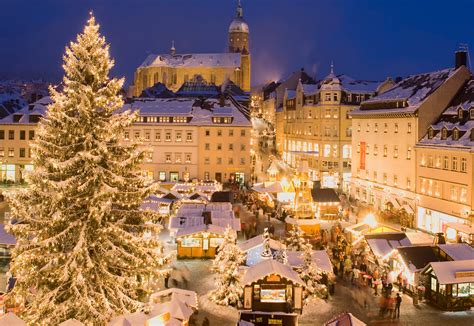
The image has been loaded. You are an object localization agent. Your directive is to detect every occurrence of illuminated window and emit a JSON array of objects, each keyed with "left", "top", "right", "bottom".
[
  {"left": 185, "top": 153, "right": 191, "bottom": 163},
  {"left": 165, "top": 153, "right": 171, "bottom": 163},
  {"left": 8, "top": 148, "right": 14, "bottom": 157},
  {"left": 176, "top": 131, "right": 182, "bottom": 142},
  {"left": 144, "top": 131, "right": 150, "bottom": 141},
  {"left": 461, "top": 158, "right": 467, "bottom": 172},
  {"left": 155, "top": 131, "right": 161, "bottom": 141},
  {"left": 452, "top": 157, "right": 458, "bottom": 171},
  {"left": 407, "top": 147, "right": 412, "bottom": 160},
  {"left": 408, "top": 123, "right": 412, "bottom": 133},
  {"left": 165, "top": 131, "right": 171, "bottom": 142},
  {"left": 443, "top": 156, "right": 449, "bottom": 169},
  {"left": 373, "top": 144, "right": 378, "bottom": 156},
  {"left": 186, "top": 131, "right": 192, "bottom": 141},
  {"left": 124, "top": 131, "right": 130, "bottom": 141}
]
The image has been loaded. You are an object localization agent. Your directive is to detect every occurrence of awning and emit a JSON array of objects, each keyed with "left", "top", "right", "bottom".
[{"left": 446, "top": 222, "right": 474, "bottom": 235}]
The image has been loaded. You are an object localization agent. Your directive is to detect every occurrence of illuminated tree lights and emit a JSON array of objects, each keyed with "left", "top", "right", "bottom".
[{"left": 6, "top": 14, "right": 170, "bottom": 325}]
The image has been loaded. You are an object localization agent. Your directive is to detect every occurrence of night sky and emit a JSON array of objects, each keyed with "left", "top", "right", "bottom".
[{"left": 1, "top": 0, "right": 474, "bottom": 86}]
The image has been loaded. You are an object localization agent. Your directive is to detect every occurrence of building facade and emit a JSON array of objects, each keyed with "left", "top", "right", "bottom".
[
  {"left": 0, "top": 95, "right": 252, "bottom": 185},
  {"left": 281, "top": 67, "right": 391, "bottom": 190},
  {"left": 350, "top": 65, "right": 470, "bottom": 216},
  {"left": 416, "top": 78, "right": 474, "bottom": 237},
  {"left": 133, "top": 1, "right": 250, "bottom": 96}
]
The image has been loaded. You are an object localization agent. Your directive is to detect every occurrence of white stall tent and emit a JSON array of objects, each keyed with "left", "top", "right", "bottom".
[{"left": 0, "top": 313, "right": 26, "bottom": 326}]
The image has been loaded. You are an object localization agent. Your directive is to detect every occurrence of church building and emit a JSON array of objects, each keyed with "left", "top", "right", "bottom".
[{"left": 133, "top": 1, "right": 251, "bottom": 96}]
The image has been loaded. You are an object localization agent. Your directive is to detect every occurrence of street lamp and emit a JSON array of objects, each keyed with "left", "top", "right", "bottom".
[{"left": 364, "top": 213, "right": 377, "bottom": 229}]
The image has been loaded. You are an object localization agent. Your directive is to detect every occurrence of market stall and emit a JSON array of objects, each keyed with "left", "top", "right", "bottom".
[
  {"left": 241, "top": 259, "right": 305, "bottom": 314},
  {"left": 422, "top": 259, "right": 474, "bottom": 310},
  {"left": 176, "top": 225, "right": 233, "bottom": 259}
]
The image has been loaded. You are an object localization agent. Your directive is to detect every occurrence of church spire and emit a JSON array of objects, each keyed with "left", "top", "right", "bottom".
[
  {"left": 170, "top": 40, "right": 176, "bottom": 56},
  {"left": 236, "top": 0, "right": 243, "bottom": 18}
]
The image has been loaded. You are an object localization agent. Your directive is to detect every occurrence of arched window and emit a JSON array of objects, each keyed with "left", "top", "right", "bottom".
[
  {"left": 162, "top": 72, "right": 167, "bottom": 85},
  {"left": 153, "top": 72, "right": 160, "bottom": 84}
]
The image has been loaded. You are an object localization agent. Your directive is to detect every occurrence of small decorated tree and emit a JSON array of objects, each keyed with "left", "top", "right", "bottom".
[
  {"left": 298, "top": 244, "right": 327, "bottom": 300},
  {"left": 286, "top": 223, "right": 311, "bottom": 251},
  {"left": 209, "top": 227, "right": 246, "bottom": 306}
]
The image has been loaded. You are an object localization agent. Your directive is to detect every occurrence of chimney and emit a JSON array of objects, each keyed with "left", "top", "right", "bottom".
[
  {"left": 455, "top": 44, "right": 468, "bottom": 69},
  {"left": 219, "top": 93, "right": 226, "bottom": 107}
]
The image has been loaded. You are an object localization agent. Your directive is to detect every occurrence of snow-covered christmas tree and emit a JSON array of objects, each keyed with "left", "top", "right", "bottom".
[
  {"left": 209, "top": 227, "right": 246, "bottom": 307},
  {"left": 298, "top": 243, "right": 327, "bottom": 300},
  {"left": 285, "top": 223, "right": 311, "bottom": 252},
  {"left": 6, "top": 14, "right": 170, "bottom": 325}
]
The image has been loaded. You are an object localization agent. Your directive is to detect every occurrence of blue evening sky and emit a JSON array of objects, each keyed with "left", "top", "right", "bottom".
[{"left": 0, "top": 0, "right": 473, "bottom": 86}]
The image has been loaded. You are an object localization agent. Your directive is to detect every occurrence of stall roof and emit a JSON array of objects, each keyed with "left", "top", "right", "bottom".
[
  {"left": 445, "top": 222, "right": 474, "bottom": 235},
  {"left": 0, "top": 224, "right": 15, "bottom": 246},
  {"left": 210, "top": 191, "right": 234, "bottom": 203},
  {"left": 242, "top": 259, "right": 305, "bottom": 286},
  {"left": 438, "top": 244, "right": 474, "bottom": 261},
  {"left": 58, "top": 319, "right": 85, "bottom": 326},
  {"left": 175, "top": 224, "right": 234, "bottom": 238},
  {"left": 151, "top": 288, "right": 198, "bottom": 310},
  {"left": 311, "top": 188, "right": 340, "bottom": 203},
  {"left": 238, "top": 234, "right": 286, "bottom": 252},
  {"left": 364, "top": 233, "right": 411, "bottom": 258},
  {"left": 252, "top": 181, "right": 283, "bottom": 194},
  {"left": 150, "top": 298, "right": 194, "bottom": 321},
  {"left": 0, "top": 313, "right": 26, "bottom": 326},
  {"left": 396, "top": 245, "right": 441, "bottom": 272},
  {"left": 286, "top": 250, "right": 333, "bottom": 274},
  {"left": 325, "top": 312, "right": 366, "bottom": 326},
  {"left": 423, "top": 259, "right": 474, "bottom": 284}
]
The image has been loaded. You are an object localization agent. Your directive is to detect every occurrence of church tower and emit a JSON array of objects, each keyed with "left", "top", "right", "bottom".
[{"left": 228, "top": 0, "right": 251, "bottom": 91}]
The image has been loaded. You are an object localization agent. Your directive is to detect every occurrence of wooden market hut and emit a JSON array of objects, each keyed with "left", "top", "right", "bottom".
[
  {"left": 241, "top": 259, "right": 305, "bottom": 314},
  {"left": 175, "top": 224, "right": 233, "bottom": 259},
  {"left": 422, "top": 259, "right": 474, "bottom": 310},
  {"left": 311, "top": 183, "right": 341, "bottom": 220}
]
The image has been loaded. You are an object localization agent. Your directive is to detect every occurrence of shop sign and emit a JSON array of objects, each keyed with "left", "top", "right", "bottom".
[
  {"left": 266, "top": 274, "right": 281, "bottom": 282},
  {"left": 455, "top": 271, "right": 474, "bottom": 278}
]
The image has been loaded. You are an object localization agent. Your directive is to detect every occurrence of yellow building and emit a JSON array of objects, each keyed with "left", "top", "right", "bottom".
[
  {"left": 415, "top": 77, "right": 474, "bottom": 241},
  {"left": 133, "top": 1, "right": 251, "bottom": 96},
  {"left": 281, "top": 66, "right": 391, "bottom": 191},
  {"left": 350, "top": 65, "right": 470, "bottom": 217},
  {"left": 0, "top": 95, "right": 252, "bottom": 185}
]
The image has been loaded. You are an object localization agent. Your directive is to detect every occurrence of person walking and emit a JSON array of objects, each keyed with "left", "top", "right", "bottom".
[{"left": 395, "top": 293, "right": 402, "bottom": 319}]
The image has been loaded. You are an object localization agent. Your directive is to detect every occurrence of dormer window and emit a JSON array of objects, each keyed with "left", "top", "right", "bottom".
[
  {"left": 458, "top": 107, "right": 464, "bottom": 119},
  {"left": 470, "top": 107, "right": 474, "bottom": 119},
  {"left": 441, "top": 128, "right": 448, "bottom": 140},
  {"left": 471, "top": 129, "right": 474, "bottom": 141},
  {"left": 453, "top": 128, "right": 460, "bottom": 140},
  {"left": 428, "top": 128, "right": 434, "bottom": 139}
]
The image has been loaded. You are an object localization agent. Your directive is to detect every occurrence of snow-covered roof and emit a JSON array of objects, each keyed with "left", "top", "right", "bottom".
[
  {"left": 175, "top": 224, "right": 233, "bottom": 238},
  {"left": 424, "top": 259, "right": 474, "bottom": 284},
  {"left": 339, "top": 75, "right": 383, "bottom": 94},
  {"left": 438, "top": 244, "right": 474, "bottom": 261},
  {"left": 302, "top": 83, "right": 318, "bottom": 95},
  {"left": 151, "top": 288, "right": 198, "bottom": 310},
  {"left": 242, "top": 259, "right": 305, "bottom": 286},
  {"left": 418, "top": 78, "right": 474, "bottom": 148},
  {"left": 365, "top": 233, "right": 411, "bottom": 258},
  {"left": 286, "top": 250, "right": 333, "bottom": 274},
  {"left": 0, "top": 224, "right": 16, "bottom": 246},
  {"left": 0, "top": 313, "right": 26, "bottom": 326},
  {"left": 0, "top": 96, "right": 51, "bottom": 125},
  {"left": 353, "top": 68, "right": 455, "bottom": 115},
  {"left": 58, "top": 319, "right": 85, "bottom": 326},
  {"left": 140, "top": 53, "right": 241, "bottom": 69},
  {"left": 325, "top": 312, "right": 366, "bottom": 326},
  {"left": 238, "top": 234, "right": 286, "bottom": 252},
  {"left": 151, "top": 298, "right": 194, "bottom": 321},
  {"left": 251, "top": 181, "right": 283, "bottom": 193},
  {"left": 123, "top": 97, "right": 251, "bottom": 127}
]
